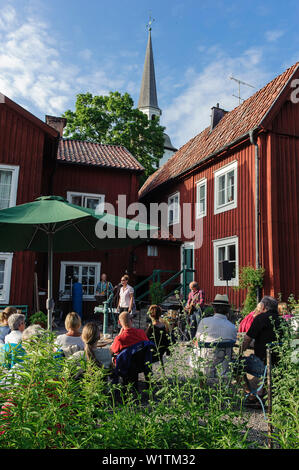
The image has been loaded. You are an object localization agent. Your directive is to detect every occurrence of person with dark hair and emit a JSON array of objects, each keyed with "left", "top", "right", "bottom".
[
  {"left": 0, "top": 307, "right": 17, "bottom": 344},
  {"left": 95, "top": 273, "right": 113, "bottom": 304},
  {"left": 145, "top": 305, "right": 170, "bottom": 364},
  {"left": 239, "top": 295, "right": 283, "bottom": 404},
  {"left": 117, "top": 275, "right": 134, "bottom": 315}
]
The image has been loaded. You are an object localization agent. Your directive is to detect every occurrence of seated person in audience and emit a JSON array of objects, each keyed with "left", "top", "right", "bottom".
[
  {"left": 239, "top": 296, "right": 283, "bottom": 402},
  {"left": 71, "top": 322, "right": 112, "bottom": 369},
  {"left": 1, "top": 325, "right": 45, "bottom": 385},
  {"left": 4, "top": 314, "right": 26, "bottom": 345},
  {"left": 0, "top": 307, "right": 17, "bottom": 344},
  {"left": 238, "top": 302, "right": 263, "bottom": 335},
  {"left": 110, "top": 311, "right": 148, "bottom": 358},
  {"left": 145, "top": 305, "right": 170, "bottom": 363},
  {"left": 55, "top": 312, "right": 84, "bottom": 354},
  {"left": 189, "top": 294, "right": 237, "bottom": 379}
]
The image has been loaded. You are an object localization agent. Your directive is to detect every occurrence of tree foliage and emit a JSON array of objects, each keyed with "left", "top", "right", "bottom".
[{"left": 63, "top": 91, "right": 165, "bottom": 183}]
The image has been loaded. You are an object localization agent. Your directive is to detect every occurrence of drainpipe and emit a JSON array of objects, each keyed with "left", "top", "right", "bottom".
[{"left": 249, "top": 129, "right": 261, "bottom": 302}]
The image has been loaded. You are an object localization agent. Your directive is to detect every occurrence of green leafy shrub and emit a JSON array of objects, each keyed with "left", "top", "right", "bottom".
[
  {"left": 235, "top": 266, "right": 265, "bottom": 318},
  {"left": 149, "top": 282, "right": 165, "bottom": 306},
  {"left": 29, "top": 311, "right": 47, "bottom": 327}
]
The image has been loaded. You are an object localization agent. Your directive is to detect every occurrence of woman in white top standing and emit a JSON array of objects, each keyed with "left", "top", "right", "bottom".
[{"left": 117, "top": 275, "right": 134, "bottom": 315}]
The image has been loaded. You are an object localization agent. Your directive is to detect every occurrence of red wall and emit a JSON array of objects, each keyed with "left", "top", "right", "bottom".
[
  {"left": 0, "top": 104, "right": 52, "bottom": 309},
  {"left": 259, "top": 99, "right": 299, "bottom": 301},
  {"left": 140, "top": 141, "right": 257, "bottom": 309}
]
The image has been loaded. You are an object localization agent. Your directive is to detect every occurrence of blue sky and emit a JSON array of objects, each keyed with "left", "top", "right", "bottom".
[{"left": 0, "top": 0, "right": 299, "bottom": 148}]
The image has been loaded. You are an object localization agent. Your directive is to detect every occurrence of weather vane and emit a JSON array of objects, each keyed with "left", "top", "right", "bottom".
[{"left": 146, "top": 14, "right": 155, "bottom": 32}]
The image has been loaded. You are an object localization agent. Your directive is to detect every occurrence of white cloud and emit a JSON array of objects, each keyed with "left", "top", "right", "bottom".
[
  {"left": 0, "top": 6, "right": 139, "bottom": 117},
  {"left": 265, "top": 29, "right": 284, "bottom": 43},
  {"left": 162, "top": 46, "right": 270, "bottom": 148}
]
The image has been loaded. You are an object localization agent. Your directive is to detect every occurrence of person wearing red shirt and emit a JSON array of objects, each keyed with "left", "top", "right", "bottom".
[{"left": 110, "top": 311, "right": 148, "bottom": 356}]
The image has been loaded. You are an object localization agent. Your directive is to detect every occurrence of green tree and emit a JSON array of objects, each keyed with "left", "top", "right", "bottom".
[{"left": 63, "top": 91, "right": 165, "bottom": 183}]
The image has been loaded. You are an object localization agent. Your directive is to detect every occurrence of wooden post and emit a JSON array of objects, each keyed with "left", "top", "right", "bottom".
[{"left": 267, "top": 346, "right": 273, "bottom": 449}]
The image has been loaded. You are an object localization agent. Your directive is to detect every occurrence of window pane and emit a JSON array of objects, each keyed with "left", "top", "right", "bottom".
[
  {"left": 0, "top": 170, "right": 12, "bottom": 209},
  {"left": 218, "top": 175, "right": 226, "bottom": 206},
  {"left": 227, "top": 171, "right": 235, "bottom": 202},
  {"left": 218, "top": 246, "right": 225, "bottom": 261},
  {"left": 71, "top": 195, "right": 82, "bottom": 206},
  {"left": 228, "top": 244, "right": 236, "bottom": 261},
  {"left": 88, "top": 266, "right": 95, "bottom": 275},
  {"left": 85, "top": 197, "right": 100, "bottom": 210},
  {"left": 199, "top": 185, "right": 205, "bottom": 213}
]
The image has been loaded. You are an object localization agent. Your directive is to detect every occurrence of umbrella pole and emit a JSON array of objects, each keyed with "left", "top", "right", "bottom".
[{"left": 47, "top": 232, "right": 54, "bottom": 331}]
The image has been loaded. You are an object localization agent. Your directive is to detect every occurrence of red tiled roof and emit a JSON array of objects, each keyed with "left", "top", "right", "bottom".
[
  {"left": 57, "top": 139, "right": 144, "bottom": 172},
  {"left": 139, "top": 62, "right": 299, "bottom": 198}
]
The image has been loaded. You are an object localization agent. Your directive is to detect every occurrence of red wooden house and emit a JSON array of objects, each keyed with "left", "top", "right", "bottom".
[
  {"left": 0, "top": 104, "right": 144, "bottom": 317},
  {"left": 0, "top": 94, "right": 59, "bottom": 309},
  {"left": 45, "top": 133, "right": 144, "bottom": 317},
  {"left": 138, "top": 62, "right": 299, "bottom": 308}
]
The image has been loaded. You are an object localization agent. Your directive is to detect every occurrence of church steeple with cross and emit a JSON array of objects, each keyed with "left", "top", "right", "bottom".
[
  {"left": 138, "top": 17, "right": 177, "bottom": 165},
  {"left": 138, "top": 17, "right": 161, "bottom": 120}
]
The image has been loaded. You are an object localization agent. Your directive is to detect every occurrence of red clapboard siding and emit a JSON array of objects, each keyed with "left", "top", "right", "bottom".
[{"left": 0, "top": 101, "right": 58, "bottom": 310}]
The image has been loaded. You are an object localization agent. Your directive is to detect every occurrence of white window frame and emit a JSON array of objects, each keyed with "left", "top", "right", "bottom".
[
  {"left": 0, "top": 164, "right": 20, "bottom": 209},
  {"left": 213, "top": 236, "right": 239, "bottom": 286},
  {"left": 67, "top": 191, "right": 105, "bottom": 212},
  {"left": 0, "top": 253, "right": 13, "bottom": 304},
  {"left": 168, "top": 192, "right": 180, "bottom": 226},
  {"left": 196, "top": 177, "right": 207, "bottom": 219},
  {"left": 59, "top": 261, "right": 101, "bottom": 301},
  {"left": 147, "top": 245, "right": 158, "bottom": 257},
  {"left": 214, "top": 161, "right": 237, "bottom": 215}
]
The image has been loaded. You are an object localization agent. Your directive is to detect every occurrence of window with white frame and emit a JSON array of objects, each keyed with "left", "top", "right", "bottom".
[
  {"left": 0, "top": 164, "right": 19, "bottom": 209},
  {"left": 147, "top": 245, "right": 158, "bottom": 257},
  {"left": 59, "top": 261, "right": 101, "bottom": 300},
  {"left": 214, "top": 161, "right": 237, "bottom": 214},
  {"left": 196, "top": 178, "right": 207, "bottom": 218},
  {"left": 67, "top": 191, "right": 105, "bottom": 212},
  {"left": 168, "top": 192, "right": 180, "bottom": 225},
  {"left": 213, "top": 236, "right": 238, "bottom": 286},
  {"left": 0, "top": 253, "right": 13, "bottom": 304}
]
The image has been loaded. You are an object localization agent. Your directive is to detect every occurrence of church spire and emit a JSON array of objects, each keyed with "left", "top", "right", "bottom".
[{"left": 138, "top": 21, "right": 161, "bottom": 120}]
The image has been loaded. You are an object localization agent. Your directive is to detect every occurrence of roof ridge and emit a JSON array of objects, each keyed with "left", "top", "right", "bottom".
[{"left": 139, "top": 61, "right": 299, "bottom": 198}]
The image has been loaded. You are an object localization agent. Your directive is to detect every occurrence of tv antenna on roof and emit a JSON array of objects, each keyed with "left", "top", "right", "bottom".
[{"left": 230, "top": 75, "right": 255, "bottom": 105}]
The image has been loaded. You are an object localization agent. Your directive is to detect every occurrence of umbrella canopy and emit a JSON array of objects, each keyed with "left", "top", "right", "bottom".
[
  {"left": 0, "top": 195, "right": 157, "bottom": 329},
  {"left": 0, "top": 195, "right": 154, "bottom": 252}
]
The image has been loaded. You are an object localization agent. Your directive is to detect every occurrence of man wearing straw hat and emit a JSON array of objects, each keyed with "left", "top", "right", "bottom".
[{"left": 189, "top": 294, "right": 237, "bottom": 379}]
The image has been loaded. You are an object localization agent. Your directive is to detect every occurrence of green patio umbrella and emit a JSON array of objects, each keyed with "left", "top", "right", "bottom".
[{"left": 0, "top": 195, "right": 157, "bottom": 329}]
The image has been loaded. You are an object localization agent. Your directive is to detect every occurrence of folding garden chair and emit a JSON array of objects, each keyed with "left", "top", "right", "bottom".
[{"left": 244, "top": 364, "right": 268, "bottom": 419}]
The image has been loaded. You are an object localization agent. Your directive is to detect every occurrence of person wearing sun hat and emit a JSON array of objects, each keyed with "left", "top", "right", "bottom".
[
  {"left": 188, "top": 294, "right": 237, "bottom": 379},
  {"left": 195, "top": 294, "right": 237, "bottom": 343}
]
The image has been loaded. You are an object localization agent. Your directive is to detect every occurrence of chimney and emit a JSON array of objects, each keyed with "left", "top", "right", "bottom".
[
  {"left": 45, "top": 115, "right": 67, "bottom": 137},
  {"left": 210, "top": 103, "right": 228, "bottom": 131}
]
